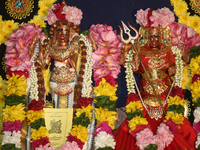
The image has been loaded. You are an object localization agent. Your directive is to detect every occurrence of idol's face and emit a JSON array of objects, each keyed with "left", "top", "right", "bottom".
[
  {"left": 56, "top": 25, "right": 69, "bottom": 45},
  {"left": 148, "top": 27, "right": 161, "bottom": 50}
]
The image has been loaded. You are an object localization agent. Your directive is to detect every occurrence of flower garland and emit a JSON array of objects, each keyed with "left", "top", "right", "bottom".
[
  {"left": 88, "top": 24, "right": 122, "bottom": 150},
  {"left": 171, "top": 46, "right": 183, "bottom": 87},
  {"left": 170, "top": 0, "right": 200, "bottom": 34},
  {"left": 0, "top": 0, "right": 56, "bottom": 46}
]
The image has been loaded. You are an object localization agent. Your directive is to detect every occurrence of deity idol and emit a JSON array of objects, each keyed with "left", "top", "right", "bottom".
[{"left": 114, "top": 8, "right": 197, "bottom": 150}]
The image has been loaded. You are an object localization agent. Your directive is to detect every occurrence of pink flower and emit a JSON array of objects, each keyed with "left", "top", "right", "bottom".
[
  {"left": 193, "top": 121, "right": 200, "bottom": 133},
  {"left": 151, "top": 7, "right": 175, "bottom": 28},
  {"left": 2, "top": 120, "right": 22, "bottom": 133},
  {"left": 157, "top": 123, "right": 174, "bottom": 147},
  {"left": 93, "top": 121, "right": 114, "bottom": 138},
  {"left": 130, "top": 124, "right": 151, "bottom": 138},
  {"left": 164, "top": 119, "right": 178, "bottom": 135},
  {"left": 67, "top": 134, "right": 84, "bottom": 149},
  {"left": 135, "top": 8, "right": 150, "bottom": 27},
  {"left": 59, "top": 141, "right": 81, "bottom": 150},
  {"left": 62, "top": 6, "right": 83, "bottom": 26},
  {"left": 44, "top": 9, "right": 59, "bottom": 25},
  {"left": 32, "top": 137, "right": 50, "bottom": 150},
  {"left": 36, "top": 143, "right": 56, "bottom": 150}
]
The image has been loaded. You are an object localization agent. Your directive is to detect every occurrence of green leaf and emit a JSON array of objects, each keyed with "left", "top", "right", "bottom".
[
  {"left": 81, "top": 30, "right": 89, "bottom": 35},
  {"left": 74, "top": 113, "right": 90, "bottom": 127},
  {"left": 144, "top": 144, "right": 158, "bottom": 150},
  {"left": 189, "top": 45, "right": 200, "bottom": 63},
  {"left": 194, "top": 97, "right": 200, "bottom": 109},
  {"left": 30, "top": 118, "right": 46, "bottom": 130},
  {"left": 167, "top": 104, "right": 184, "bottom": 114},
  {"left": 2, "top": 143, "right": 22, "bottom": 150},
  {"left": 97, "top": 147, "right": 113, "bottom": 150},
  {"left": 42, "top": 27, "right": 49, "bottom": 36},
  {"left": 127, "top": 109, "right": 143, "bottom": 120},
  {"left": 4, "top": 94, "right": 26, "bottom": 106},
  {"left": 198, "top": 144, "right": 200, "bottom": 150}
]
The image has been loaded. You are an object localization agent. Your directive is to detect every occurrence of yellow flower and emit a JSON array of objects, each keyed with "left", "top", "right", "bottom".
[
  {"left": 26, "top": 110, "right": 45, "bottom": 125},
  {"left": 187, "top": 15, "right": 200, "bottom": 32},
  {"left": 31, "top": 126, "right": 49, "bottom": 141},
  {"left": 38, "top": 6, "right": 49, "bottom": 17},
  {"left": 29, "top": 16, "right": 46, "bottom": 28},
  {"left": 39, "top": 0, "right": 55, "bottom": 8},
  {"left": 173, "top": 1, "right": 188, "bottom": 16},
  {"left": 181, "top": 65, "right": 192, "bottom": 90},
  {"left": 3, "top": 103, "right": 25, "bottom": 122},
  {"left": 178, "top": 12, "right": 190, "bottom": 25},
  {"left": 2, "top": 20, "right": 19, "bottom": 34},
  {"left": 128, "top": 116, "right": 148, "bottom": 132},
  {"left": 165, "top": 111, "right": 184, "bottom": 124},
  {"left": 170, "top": 0, "right": 182, "bottom": 5},
  {"left": 190, "top": 80, "right": 200, "bottom": 101},
  {"left": 0, "top": 76, "right": 6, "bottom": 96},
  {"left": 5, "top": 74, "right": 27, "bottom": 96},
  {"left": 167, "top": 95, "right": 185, "bottom": 107},
  {"left": 75, "top": 105, "right": 93, "bottom": 120},
  {"left": 125, "top": 101, "right": 143, "bottom": 113},
  {"left": 0, "top": 31, "right": 9, "bottom": 43},
  {"left": 42, "top": 66, "right": 51, "bottom": 95},
  {"left": 189, "top": 56, "right": 200, "bottom": 75},
  {"left": 71, "top": 125, "right": 88, "bottom": 143},
  {"left": 95, "top": 107, "right": 117, "bottom": 130},
  {"left": 93, "top": 78, "right": 118, "bottom": 101}
]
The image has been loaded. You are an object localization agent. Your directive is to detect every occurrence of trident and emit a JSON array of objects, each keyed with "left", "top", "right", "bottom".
[{"left": 119, "top": 21, "right": 166, "bottom": 115}]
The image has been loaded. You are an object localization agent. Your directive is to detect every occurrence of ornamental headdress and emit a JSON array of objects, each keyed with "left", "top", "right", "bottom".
[
  {"left": 135, "top": 7, "right": 175, "bottom": 47},
  {"left": 44, "top": 0, "right": 82, "bottom": 41}
]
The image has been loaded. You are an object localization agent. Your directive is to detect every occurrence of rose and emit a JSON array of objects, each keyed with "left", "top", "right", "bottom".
[
  {"left": 67, "top": 134, "right": 84, "bottom": 149},
  {"left": 52, "top": 4, "right": 65, "bottom": 21},
  {"left": 44, "top": 9, "right": 59, "bottom": 25},
  {"left": 135, "top": 8, "right": 150, "bottom": 27},
  {"left": 32, "top": 137, "right": 50, "bottom": 150},
  {"left": 126, "top": 93, "right": 140, "bottom": 105},
  {"left": 62, "top": 6, "right": 83, "bottom": 26},
  {"left": 2, "top": 120, "right": 22, "bottom": 132},
  {"left": 28, "top": 99, "right": 44, "bottom": 111},
  {"left": 78, "top": 97, "right": 93, "bottom": 107},
  {"left": 169, "top": 86, "right": 185, "bottom": 99}
]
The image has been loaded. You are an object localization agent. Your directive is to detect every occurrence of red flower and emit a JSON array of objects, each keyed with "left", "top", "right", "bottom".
[
  {"left": 28, "top": 99, "right": 44, "bottom": 111},
  {"left": 169, "top": 86, "right": 185, "bottom": 99},
  {"left": 192, "top": 74, "right": 200, "bottom": 83},
  {"left": 52, "top": 4, "right": 65, "bottom": 21},
  {"left": 95, "top": 73, "right": 117, "bottom": 87},
  {"left": 78, "top": 97, "right": 93, "bottom": 108},
  {"left": 7, "top": 67, "right": 29, "bottom": 78},
  {"left": 32, "top": 137, "right": 50, "bottom": 150},
  {"left": 67, "top": 134, "right": 84, "bottom": 149},
  {"left": 126, "top": 93, "right": 140, "bottom": 105}
]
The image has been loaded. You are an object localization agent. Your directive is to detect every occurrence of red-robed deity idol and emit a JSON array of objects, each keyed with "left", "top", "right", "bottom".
[{"left": 114, "top": 8, "right": 197, "bottom": 150}]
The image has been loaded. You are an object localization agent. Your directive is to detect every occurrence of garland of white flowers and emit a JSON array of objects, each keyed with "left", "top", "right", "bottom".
[
  {"left": 194, "top": 107, "right": 200, "bottom": 148},
  {"left": 29, "top": 43, "right": 39, "bottom": 100},
  {"left": 80, "top": 34, "right": 93, "bottom": 98},
  {"left": 171, "top": 46, "right": 183, "bottom": 87},
  {"left": 1, "top": 131, "right": 22, "bottom": 148},
  {"left": 124, "top": 50, "right": 136, "bottom": 94}
]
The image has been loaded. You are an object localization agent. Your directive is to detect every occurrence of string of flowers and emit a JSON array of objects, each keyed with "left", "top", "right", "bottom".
[
  {"left": 88, "top": 24, "right": 122, "bottom": 150},
  {"left": 170, "top": 0, "right": 200, "bottom": 34},
  {"left": 124, "top": 50, "right": 135, "bottom": 94},
  {"left": 171, "top": 46, "right": 183, "bottom": 87},
  {"left": 0, "top": 0, "right": 56, "bottom": 46}
]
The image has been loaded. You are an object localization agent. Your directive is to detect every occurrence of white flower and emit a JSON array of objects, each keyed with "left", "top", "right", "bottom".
[
  {"left": 94, "top": 131, "right": 116, "bottom": 149},
  {"left": 194, "top": 107, "right": 200, "bottom": 123},
  {"left": 2, "top": 131, "right": 21, "bottom": 148}
]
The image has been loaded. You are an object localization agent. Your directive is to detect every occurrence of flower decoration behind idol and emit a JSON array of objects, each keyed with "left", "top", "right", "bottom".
[{"left": 88, "top": 24, "right": 122, "bottom": 150}]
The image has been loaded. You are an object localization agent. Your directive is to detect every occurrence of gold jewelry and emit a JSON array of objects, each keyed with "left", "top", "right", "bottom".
[{"left": 5, "top": 0, "right": 34, "bottom": 20}]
